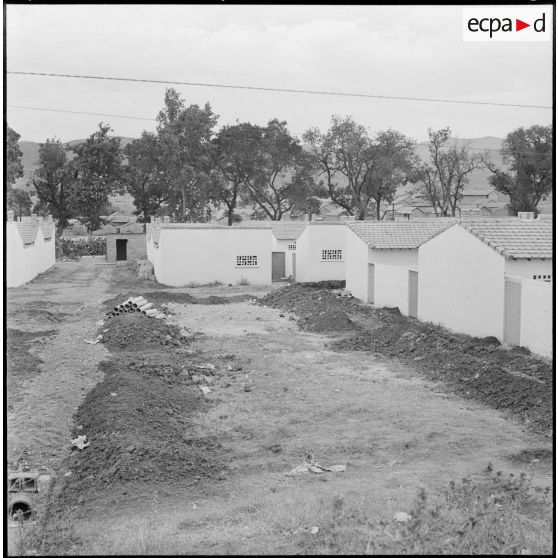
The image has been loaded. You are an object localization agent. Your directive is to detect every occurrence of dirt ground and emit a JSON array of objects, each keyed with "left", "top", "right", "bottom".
[{"left": 7, "top": 261, "right": 553, "bottom": 555}]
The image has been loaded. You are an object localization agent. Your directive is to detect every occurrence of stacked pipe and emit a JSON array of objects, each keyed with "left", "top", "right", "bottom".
[{"left": 105, "top": 296, "right": 166, "bottom": 319}]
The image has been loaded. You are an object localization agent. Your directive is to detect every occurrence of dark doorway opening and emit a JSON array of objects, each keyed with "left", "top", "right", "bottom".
[{"left": 116, "top": 239, "right": 128, "bottom": 261}]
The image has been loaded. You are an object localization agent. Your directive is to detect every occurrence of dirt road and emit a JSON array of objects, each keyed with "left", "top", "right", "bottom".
[
  {"left": 7, "top": 258, "right": 113, "bottom": 471},
  {"left": 7, "top": 261, "right": 552, "bottom": 555}
]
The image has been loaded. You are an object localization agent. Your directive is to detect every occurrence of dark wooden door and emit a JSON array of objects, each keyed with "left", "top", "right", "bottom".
[
  {"left": 503, "top": 279, "right": 521, "bottom": 346},
  {"left": 272, "top": 252, "right": 286, "bottom": 281},
  {"left": 368, "top": 263, "right": 375, "bottom": 303},
  {"left": 408, "top": 270, "right": 418, "bottom": 318},
  {"left": 116, "top": 239, "right": 128, "bottom": 261}
]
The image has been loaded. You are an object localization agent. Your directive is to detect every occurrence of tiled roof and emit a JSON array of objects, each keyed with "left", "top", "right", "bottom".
[
  {"left": 348, "top": 219, "right": 456, "bottom": 249},
  {"left": 16, "top": 221, "right": 39, "bottom": 245},
  {"left": 270, "top": 221, "right": 307, "bottom": 240},
  {"left": 460, "top": 218, "right": 552, "bottom": 259},
  {"left": 40, "top": 221, "right": 55, "bottom": 240}
]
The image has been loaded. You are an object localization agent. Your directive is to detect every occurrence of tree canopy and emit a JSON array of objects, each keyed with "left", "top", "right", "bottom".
[
  {"left": 410, "top": 128, "right": 484, "bottom": 217},
  {"left": 484, "top": 124, "right": 552, "bottom": 215},
  {"left": 7, "top": 126, "right": 24, "bottom": 188}
]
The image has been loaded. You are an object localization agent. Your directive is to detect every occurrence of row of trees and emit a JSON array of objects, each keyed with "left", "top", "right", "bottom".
[{"left": 7, "top": 88, "right": 553, "bottom": 236}]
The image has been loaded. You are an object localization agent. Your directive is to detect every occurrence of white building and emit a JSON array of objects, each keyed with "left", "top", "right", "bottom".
[
  {"left": 146, "top": 219, "right": 273, "bottom": 286},
  {"left": 345, "top": 219, "right": 455, "bottom": 316},
  {"left": 7, "top": 212, "right": 56, "bottom": 288},
  {"left": 295, "top": 221, "right": 347, "bottom": 283},
  {"left": 418, "top": 217, "right": 552, "bottom": 355}
]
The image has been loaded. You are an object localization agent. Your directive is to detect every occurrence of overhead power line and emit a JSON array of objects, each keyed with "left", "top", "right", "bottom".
[
  {"left": 7, "top": 104, "right": 545, "bottom": 156},
  {"left": 8, "top": 104, "right": 154, "bottom": 122},
  {"left": 7, "top": 70, "right": 552, "bottom": 110}
]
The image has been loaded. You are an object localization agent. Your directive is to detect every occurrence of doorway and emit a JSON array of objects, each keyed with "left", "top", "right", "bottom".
[{"left": 116, "top": 239, "right": 128, "bottom": 261}]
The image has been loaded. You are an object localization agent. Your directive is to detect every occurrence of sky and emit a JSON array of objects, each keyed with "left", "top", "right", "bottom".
[{"left": 5, "top": 4, "right": 553, "bottom": 144}]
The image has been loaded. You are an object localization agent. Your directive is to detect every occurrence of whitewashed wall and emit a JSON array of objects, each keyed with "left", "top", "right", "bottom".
[
  {"left": 518, "top": 277, "right": 552, "bottom": 358},
  {"left": 505, "top": 259, "right": 553, "bottom": 280},
  {"left": 345, "top": 228, "right": 369, "bottom": 301},
  {"left": 370, "top": 249, "right": 418, "bottom": 316},
  {"left": 7, "top": 222, "right": 55, "bottom": 288},
  {"left": 153, "top": 226, "right": 272, "bottom": 286},
  {"left": 296, "top": 223, "right": 346, "bottom": 282},
  {"left": 419, "top": 224, "right": 506, "bottom": 339}
]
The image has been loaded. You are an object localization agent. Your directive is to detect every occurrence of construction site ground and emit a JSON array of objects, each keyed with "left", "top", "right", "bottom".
[{"left": 7, "top": 259, "right": 553, "bottom": 555}]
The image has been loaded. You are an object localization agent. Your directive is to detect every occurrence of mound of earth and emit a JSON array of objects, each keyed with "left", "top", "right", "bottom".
[
  {"left": 142, "top": 291, "right": 256, "bottom": 305},
  {"left": 102, "top": 314, "right": 186, "bottom": 351},
  {"left": 59, "top": 357, "right": 224, "bottom": 504},
  {"left": 304, "top": 308, "right": 356, "bottom": 332}
]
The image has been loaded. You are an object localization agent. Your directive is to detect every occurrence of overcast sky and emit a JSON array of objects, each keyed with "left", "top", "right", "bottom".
[{"left": 6, "top": 4, "right": 553, "bottom": 144}]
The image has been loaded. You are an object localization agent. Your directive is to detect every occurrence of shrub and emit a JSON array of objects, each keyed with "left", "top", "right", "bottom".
[{"left": 56, "top": 237, "right": 106, "bottom": 260}]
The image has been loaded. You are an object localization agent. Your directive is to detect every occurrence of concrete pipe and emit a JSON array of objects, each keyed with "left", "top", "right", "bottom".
[
  {"left": 138, "top": 303, "right": 153, "bottom": 311},
  {"left": 132, "top": 296, "right": 147, "bottom": 306},
  {"left": 145, "top": 309, "right": 158, "bottom": 317},
  {"left": 8, "top": 494, "right": 36, "bottom": 523},
  {"left": 131, "top": 296, "right": 144, "bottom": 304}
]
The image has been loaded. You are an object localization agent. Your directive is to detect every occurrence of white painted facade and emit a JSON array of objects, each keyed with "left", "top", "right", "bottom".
[
  {"left": 146, "top": 222, "right": 273, "bottom": 286},
  {"left": 370, "top": 249, "right": 418, "bottom": 316},
  {"left": 7, "top": 217, "right": 56, "bottom": 288},
  {"left": 517, "top": 277, "right": 552, "bottom": 358},
  {"left": 295, "top": 222, "right": 346, "bottom": 282},
  {"left": 505, "top": 259, "right": 553, "bottom": 280},
  {"left": 418, "top": 224, "right": 506, "bottom": 339},
  {"left": 345, "top": 227, "right": 370, "bottom": 301}
]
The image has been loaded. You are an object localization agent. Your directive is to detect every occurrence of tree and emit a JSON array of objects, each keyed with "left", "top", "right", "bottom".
[
  {"left": 67, "top": 123, "right": 124, "bottom": 233},
  {"left": 31, "top": 138, "right": 74, "bottom": 237},
  {"left": 304, "top": 117, "right": 415, "bottom": 220},
  {"left": 210, "top": 122, "right": 262, "bottom": 225},
  {"left": 7, "top": 188, "right": 32, "bottom": 219},
  {"left": 483, "top": 124, "right": 552, "bottom": 215},
  {"left": 366, "top": 129, "right": 416, "bottom": 220},
  {"left": 410, "top": 128, "right": 484, "bottom": 216},
  {"left": 244, "top": 119, "right": 318, "bottom": 221},
  {"left": 156, "top": 88, "right": 218, "bottom": 222},
  {"left": 123, "top": 132, "right": 170, "bottom": 232},
  {"left": 7, "top": 126, "right": 24, "bottom": 189}
]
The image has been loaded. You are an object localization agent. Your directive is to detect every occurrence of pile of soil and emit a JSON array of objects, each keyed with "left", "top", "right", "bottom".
[
  {"left": 259, "top": 284, "right": 364, "bottom": 332},
  {"left": 260, "top": 285, "right": 553, "bottom": 436},
  {"left": 102, "top": 314, "right": 186, "bottom": 351},
  {"left": 306, "top": 308, "right": 357, "bottom": 332},
  {"left": 60, "top": 357, "right": 223, "bottom": 502}
]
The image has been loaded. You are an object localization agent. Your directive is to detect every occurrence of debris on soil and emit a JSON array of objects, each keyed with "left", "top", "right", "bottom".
[
  {"left": 102, "top": 314, "right": 186, "bottom": 351},
  {"left": 71, "top": 436, "right": 90, "bottom": 450},
  {"left": 260, "top": 284, "right": 553, "bottom": 435},
  {"left": 286, "top": 461, "right": 346, "bottom": 476},
  {"left": 83, "top": 335, "right": 104, "bottom": 345}
]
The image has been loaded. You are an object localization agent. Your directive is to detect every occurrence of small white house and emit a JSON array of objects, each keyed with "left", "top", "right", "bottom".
[
  {"left": 418, "top": 216, "right": 552, "bottom": 354},
  {"left": 346, "top": 219, "right": 455, "bottom": 316},
  {"left": 295, "top": 221, "right": 347, "bottom": 283},
  {"left": 7, "top": 212, "right": 56, "bottom": 288},
  {"left": 146, "top": 219, "right": 273, "bottom": 287}
]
